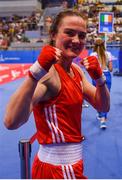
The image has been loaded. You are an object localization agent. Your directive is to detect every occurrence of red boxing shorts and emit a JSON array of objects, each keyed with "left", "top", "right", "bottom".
[{"left": 32, "top": 155, "right": 87, "bottom": 179}]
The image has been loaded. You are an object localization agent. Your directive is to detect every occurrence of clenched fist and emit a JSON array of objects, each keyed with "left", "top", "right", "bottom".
[
  {"left": 29, "top": 45, "right": 61, "bottom": 80},
  {"left": 81, "top": 56, "right": 102, "bottom": 80}
]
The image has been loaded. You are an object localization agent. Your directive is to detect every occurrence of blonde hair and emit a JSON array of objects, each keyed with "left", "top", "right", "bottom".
[{"left": 93, "top": 38, "right": 107, "bottom": 68}]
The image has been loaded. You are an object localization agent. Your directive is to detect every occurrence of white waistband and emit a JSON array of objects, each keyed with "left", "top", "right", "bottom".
[{"left": 37, "top": 142, "right": 83, "bottom": 165}]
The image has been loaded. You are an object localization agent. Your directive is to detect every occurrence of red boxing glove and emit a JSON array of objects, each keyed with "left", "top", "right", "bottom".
[
  {"left": 37, "top": 45, "right": 56, "bottom": 71},
  {"left": 81, "top": 56, "right": 102, "bottom": 80},
  {"left": 29, "top": 45, "right": 61, "bottom": 81}
]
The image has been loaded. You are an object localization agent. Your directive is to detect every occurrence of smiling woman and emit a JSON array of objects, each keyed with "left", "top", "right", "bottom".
[
  {"left": 4, "top": 10, "right": 110, "bottom": 179},
  {"left": 49, "top": 11, "right": 87, "bottom": 59}
]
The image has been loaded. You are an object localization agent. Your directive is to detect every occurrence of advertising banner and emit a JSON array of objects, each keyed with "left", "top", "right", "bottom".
[
  {"left": 0, "top": 64, "right": 32, "bottom": 85},
  {"left": 0, "top": 50, "right": 40, "bottom": 64}
]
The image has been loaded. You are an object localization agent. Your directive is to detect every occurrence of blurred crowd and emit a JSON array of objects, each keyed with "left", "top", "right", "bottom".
[
  {"left": 0, "top": 0, "right": 122, "bottom": 50},
  {"left": 76, "top": 1, "right": 122, "bottom": 46},
  {"left": 0, "top": 11, "right": 41, "bottom": 49}
]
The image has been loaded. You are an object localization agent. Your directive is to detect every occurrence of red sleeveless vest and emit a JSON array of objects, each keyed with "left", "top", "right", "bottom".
[{"left": 33, "top": 64, "right": 83, "bottom": 144}]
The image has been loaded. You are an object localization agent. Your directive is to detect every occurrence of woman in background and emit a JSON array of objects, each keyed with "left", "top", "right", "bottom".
[{"left": 90, "top": 38, "right": 113, "bottom": 129}]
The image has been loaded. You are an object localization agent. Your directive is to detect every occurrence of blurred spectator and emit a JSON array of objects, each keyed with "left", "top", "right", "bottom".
[
  {"left": 112, "top": 6, "right": 120, "bottom": 17},
  {"left": 0, "top": 33, "right": 9, "bottom": 50},
  {"left": 44, "top": 16, "right": 53, "bottom": 35},
  {"left": 62, "top": 1, "right": 68, "bottom": 9}
]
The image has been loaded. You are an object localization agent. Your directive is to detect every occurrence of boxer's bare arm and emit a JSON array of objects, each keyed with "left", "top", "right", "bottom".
[{"left": 4, "top": 76, "right": 47, "bottom": 129}]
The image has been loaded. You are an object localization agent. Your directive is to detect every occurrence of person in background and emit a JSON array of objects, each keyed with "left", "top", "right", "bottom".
[
  {"left": 44, "top": 16, "right": 53, "bottom": 35},
  {"left": 4, "top": 10, "right": 110, "bottom": 179},
  {"left": 62, "top": 0, "right": 68, "bottom": 9},
  {"left": 0, "top": 33, "right": 9, "bottom": 50},
  {"left": 90, "top": 38, "right": 113, "bottom": 129}
]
